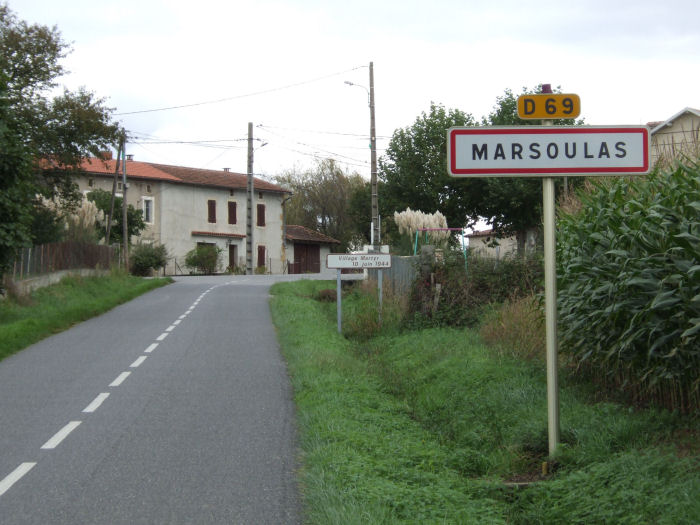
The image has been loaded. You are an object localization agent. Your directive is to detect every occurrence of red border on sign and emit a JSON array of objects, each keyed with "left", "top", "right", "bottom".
[{"left": 448, "top": 127, "right": 649, "bottom": 176}]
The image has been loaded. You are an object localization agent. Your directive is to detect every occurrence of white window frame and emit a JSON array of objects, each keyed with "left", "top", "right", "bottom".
[{"left": 142, "top": 196, "right": 154, "bottom": 224}]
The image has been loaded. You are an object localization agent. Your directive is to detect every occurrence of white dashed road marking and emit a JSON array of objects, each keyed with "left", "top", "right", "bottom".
[
  {"left": 145, "top": 343, "right": 158, "bottom": 353},
  {"left": 0, "top": 463, "right": 36, "bottom": 497},
  {"left": 41, "top": 421, "right": 81, "bottom": 450},
  {"left": 82, "top": 393, "right": 110, "bottom": 413},
  {"left": 130, "top": 356, "right": 148, "bottom": 368},
  {"left": 109, "top": 371, "right": 131, "bottom": 387}
]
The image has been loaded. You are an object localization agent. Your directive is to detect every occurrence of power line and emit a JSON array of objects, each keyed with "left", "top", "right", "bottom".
[
  {"left": 115, "top": 65, "right": 366, "bottom": 116},
  {"left": 257, "top": 123, "right": 391, "bottom": 140}
]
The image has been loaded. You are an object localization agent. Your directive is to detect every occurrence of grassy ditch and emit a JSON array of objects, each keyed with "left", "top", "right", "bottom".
[
  {"left": 0, "top": 271, "right": 171, "bottom": 361},
  {"left": 270, "top": 280, "right": 699, "bottom": 524}
]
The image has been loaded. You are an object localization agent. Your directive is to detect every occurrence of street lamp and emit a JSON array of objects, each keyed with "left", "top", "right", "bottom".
[{"left": 345, "top": 62, "right": 379, "bottom": 249}]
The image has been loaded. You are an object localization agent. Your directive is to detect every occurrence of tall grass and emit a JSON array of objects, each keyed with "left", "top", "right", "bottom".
[{"left": 479, "top": 294, "right": 545, "bottom": 361}]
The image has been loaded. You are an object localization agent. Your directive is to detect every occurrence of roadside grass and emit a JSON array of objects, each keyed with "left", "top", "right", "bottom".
[
  {"left": 270, "top": 280, "right": 507, "bottom": 524},
  {"left": 0, "top": 271, "right": 171, "bottom": 361},
  {"left": 270, "top": 280, "right": 700, "bottom": 524}
]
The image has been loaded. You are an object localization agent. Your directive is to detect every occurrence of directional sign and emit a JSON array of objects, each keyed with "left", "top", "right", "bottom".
[
  {"left": 517, "top": 93, "right": 581, "bottom": 119},
  {"left": 447, "top": 126, "right": 650, "bottom": 177},
  {"left": 327, "top": 253, "right": 391, "bottom": 269}
]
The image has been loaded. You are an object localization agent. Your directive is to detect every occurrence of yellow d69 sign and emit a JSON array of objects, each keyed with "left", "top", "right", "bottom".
[{"left": 517, "top": 94, "right": 580, "bottom": 120}]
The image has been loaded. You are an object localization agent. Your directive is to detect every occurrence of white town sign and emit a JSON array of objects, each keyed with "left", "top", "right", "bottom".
[
  {"left": 327, "top": 253, "right": 391, "bottom": 269},
  {"left": 447, "top": 126, "right": 650, "bottom": 177}
]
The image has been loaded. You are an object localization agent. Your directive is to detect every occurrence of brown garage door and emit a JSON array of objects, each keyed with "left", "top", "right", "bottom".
[{"left": 293, "top": 244, "right": 320, "bottom": 274}]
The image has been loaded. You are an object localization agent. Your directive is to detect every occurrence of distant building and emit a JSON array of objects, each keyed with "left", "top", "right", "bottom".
[
  {"left": 649, "top": 107, "right": 700, "bottom": 166},
  {"left": 67, "top": 155, "right": 290, "bottom": 274},
  {"left": 284, "top": 225, "right": 340, "bottom": 276},
  {"left": 467, "top": 228, "right": 538, "bottom": 258}
]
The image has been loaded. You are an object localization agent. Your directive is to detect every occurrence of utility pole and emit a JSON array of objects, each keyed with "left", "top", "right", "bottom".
[
  {"left": 121, "top": 140, "right": 129, "bottom": 270},
  {"left": 106, "top": 136, "right": 123, "bottom": 246},
  {"left": 246, "top": 122, "right": 254, "bottom": 275},
  {"left": 369, "top": 61, "right": 379, "bottom": 249}
]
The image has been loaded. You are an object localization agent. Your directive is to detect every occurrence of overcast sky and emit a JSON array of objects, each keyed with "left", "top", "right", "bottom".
[{"left": 10, "top": 0, "right": 700, "bottom": 179}]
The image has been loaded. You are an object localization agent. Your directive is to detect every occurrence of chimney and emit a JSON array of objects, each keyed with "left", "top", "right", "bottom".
[
  {"left": 223, "top": 167, "right": 230, "bottom": 172},
  {"left": 98, "top": 151, "right": 113, "bottom": 160}
]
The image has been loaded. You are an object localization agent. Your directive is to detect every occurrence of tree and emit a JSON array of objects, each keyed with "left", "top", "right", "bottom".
[
  {"left": 87, "top": 189, "right": 145, "bottom": 245},
  {"left": 380, "top": 89, "right": 581, "bottom": 253},
  {"left": 0, "top": 70, "right": 33, "bottom": 271},
  {"left": 275, "top": 159, "right": 367, "bottom": 252},
  {"left": 479, "top": 86, "right": 584, "bottom": 251},
  {"left": 380, "top": 103, "right": 484, "bottom": 240},
  {"left": 0, "top": 5, "right": 120, "bottom": 271}
]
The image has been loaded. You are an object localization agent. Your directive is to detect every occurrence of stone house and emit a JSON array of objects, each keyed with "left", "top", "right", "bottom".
[{"left": 72, "top": 155, "right": 290, "bottom": 274}]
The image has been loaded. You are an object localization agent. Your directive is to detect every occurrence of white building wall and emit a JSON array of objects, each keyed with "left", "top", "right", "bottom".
[{"left": 651, "top": 112, "right": 700, "bottom": 165}]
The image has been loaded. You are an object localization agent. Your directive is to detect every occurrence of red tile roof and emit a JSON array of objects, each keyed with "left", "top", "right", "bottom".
[
  {"left": 286, "top": 225, "right": 340, "bottom": 244},
  {"left": 72, "top": 158, "right": 288, "bottom": 194}
]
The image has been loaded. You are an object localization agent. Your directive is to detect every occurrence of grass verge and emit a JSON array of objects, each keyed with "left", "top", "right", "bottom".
[
  {"left": 270, "top": 280, "right": 699, "bottom": 524},
  {"left": 0, "top": 271, "right": 171, "bottom": 361}
]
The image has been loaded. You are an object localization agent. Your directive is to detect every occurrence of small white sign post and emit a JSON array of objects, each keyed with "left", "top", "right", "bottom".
[
  {"left": 327, "top": 254, "right": 392, "bottom": 334},
  {"left": 448, "top": 124, "right": 650, "bottom": 457}
]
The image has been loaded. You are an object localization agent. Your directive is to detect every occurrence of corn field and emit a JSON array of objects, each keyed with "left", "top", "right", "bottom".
[{"left": 557, "top": 160, "right": 700, "bottom": 413}]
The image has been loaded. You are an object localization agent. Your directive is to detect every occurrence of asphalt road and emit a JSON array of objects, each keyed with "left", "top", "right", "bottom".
[{"left": 0, "top": 275, "right": 318, "bottom": 524}]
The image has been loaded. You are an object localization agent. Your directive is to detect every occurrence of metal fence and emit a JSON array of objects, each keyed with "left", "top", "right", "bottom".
[
  {"left": 368, "top": 255, "right": 419, "bottom": 296},
  {"left": 11, "top": 241, "right": 118, "bottom": 281}
]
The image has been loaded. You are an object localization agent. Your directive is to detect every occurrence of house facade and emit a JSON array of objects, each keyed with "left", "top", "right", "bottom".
[
  {"left": 467, "top": 227, "right": 538, "bottom": 258},
  {"left": 649, "top": 107, "right": 700, "bottom": 166},
  {"left": 73, "top": 155, "right": 290, "bottom": 275}
]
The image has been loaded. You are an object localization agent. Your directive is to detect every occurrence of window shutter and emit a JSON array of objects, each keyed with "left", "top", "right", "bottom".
[
  {"left": 208, "top": 200, "right": 216, "bottom": 223},
  {"left": 257, "top": 204, "right": 265, "bottom": 226},
  {"left": 228, "top": 202, "right": 237, "bottom": 224}
]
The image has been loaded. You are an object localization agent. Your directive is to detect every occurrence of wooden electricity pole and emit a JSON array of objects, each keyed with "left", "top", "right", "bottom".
[
  {"left": 246, "top": 122, "right": 254, "bottom": 275},
  {"left": 121, "top": 141, "right": 129, "bottom": 270},
  {"left": 105, "top": 136, "right": 122, "bottom": 246},
  {"left": 369, "top": 61, "right": 379, "bottom": 248}
]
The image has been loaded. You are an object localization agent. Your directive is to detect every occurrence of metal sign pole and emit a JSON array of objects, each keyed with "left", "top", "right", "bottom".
[
  {"left": 337, "top": 269, "right": 342, "bottom": 334},
  {"left": 378, "top": 269, "right": 383, "bottom": 326},
  {"left": 543, "top": 176, "right": 560, "bottom": 456}
]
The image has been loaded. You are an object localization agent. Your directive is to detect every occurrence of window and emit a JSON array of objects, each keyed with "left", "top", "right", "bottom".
[
  {"left": 142, "top": 197, "right": 154, "bottom": 224},
  {"left": 256, "top": 204, "right": 265, "bottom": 226},
  {"left": 207, "top": 200, "right": 216, "bottom": 223},
  {"left": 146, "top": 184, "right": 152, "bottom": 193},
  {"left": 257, "top": 245, "right": 266, "bottom": 268},
  {"left": 258, "top": 192, "right": 264, "bottom": 200},
  {"left": 88, "top": 179, "right": 94, "bottom": 187},
  {"left": 228, "top": 201, "right": 237, "bottom": 225}
]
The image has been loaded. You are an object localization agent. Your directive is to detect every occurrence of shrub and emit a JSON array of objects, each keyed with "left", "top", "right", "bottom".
[
  {"left": 557, "top": 160, "right": 700, "bottom": 412},
  {"left": 315, "top": 289, "right": 337, "bottom": 302},
  {"left": 130, "top": 242, "right": 168, "bottom": 276},
  {"left": 407, "top": 250, "right": 543, "bottom": 328},
  {"left": 184, "top": 244, "right": 221, "bottom": 274}
]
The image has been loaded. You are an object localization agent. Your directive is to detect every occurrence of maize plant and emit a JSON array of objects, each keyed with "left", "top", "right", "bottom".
[{"left": 557, "top": 159, "right": 700, "bottom": 412}]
